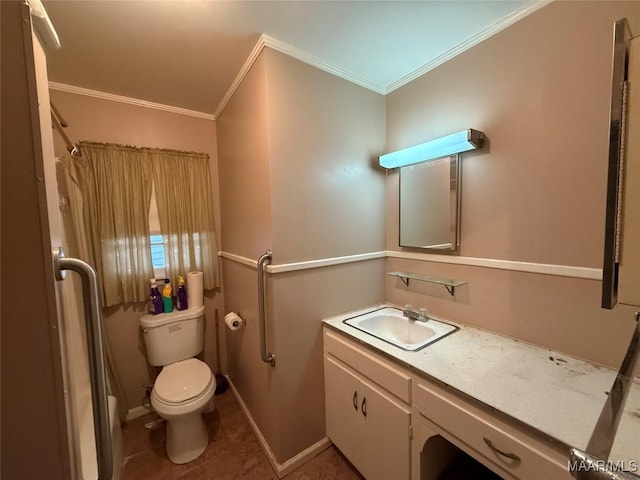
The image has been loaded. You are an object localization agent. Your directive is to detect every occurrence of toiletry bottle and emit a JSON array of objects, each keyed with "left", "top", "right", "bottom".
[
  {"left": 162, "top": 278, "right": 173, "bottom": 313},
  {"left": 176, "top": 275, "right": 188, "bottom": 311},
  {"left": 148, "top": 278, "right": 163, "bottom": 315}
]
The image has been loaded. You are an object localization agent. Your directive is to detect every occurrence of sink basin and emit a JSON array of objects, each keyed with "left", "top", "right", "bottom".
[{"left": 343, "top": 307, "right": 457, "bottom": 351}]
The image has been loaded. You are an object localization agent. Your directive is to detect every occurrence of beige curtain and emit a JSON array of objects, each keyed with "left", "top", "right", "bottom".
[
  {"left": 61, "top": 146, "right": 141, "bottom": 422},
  {"left": 63, "top": 141, "right": 218, "bottom": 300},
  {"left": 62, "top": 142, "right": 154, "bottom": 307},
  {"left": 151, "top": 150, "right": 219, "bottom": 289}
]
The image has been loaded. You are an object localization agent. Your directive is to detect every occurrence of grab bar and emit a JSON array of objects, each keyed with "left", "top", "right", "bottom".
[
  {"left": 569, "top": 312, "right": 640, "bottom": 479},
  {"left": 257, "top": 250, "right": 275, "bottom": 366},
  {"left": 53, "top": 247, "right": 112, "bottom": 480}
]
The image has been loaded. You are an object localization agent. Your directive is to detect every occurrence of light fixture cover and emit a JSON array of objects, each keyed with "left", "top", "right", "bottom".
[{"left": 379, "top": 129, "right": 485, "bottom": 169}]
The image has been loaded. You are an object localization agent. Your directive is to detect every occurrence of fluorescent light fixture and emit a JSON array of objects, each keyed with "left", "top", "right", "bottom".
[{"left": 379, "top": 129, "right": 485, "bottom": 169}]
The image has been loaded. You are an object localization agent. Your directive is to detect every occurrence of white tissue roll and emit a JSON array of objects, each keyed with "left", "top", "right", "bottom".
[
  {"left": 224, "top": 312, "right": 243, "bottom": 331},
  {"left": 186, "top": 271, "right": 204, "bottom": 308}
]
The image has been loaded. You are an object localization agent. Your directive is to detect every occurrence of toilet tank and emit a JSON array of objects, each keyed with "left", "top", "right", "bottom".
[{"left": 140, "top": 305, "right": 206, "bottom": 366}]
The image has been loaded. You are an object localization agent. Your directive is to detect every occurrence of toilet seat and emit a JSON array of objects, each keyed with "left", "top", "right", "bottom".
[{"left": 154, "top": 358, "right": 213, "bottom": 405}]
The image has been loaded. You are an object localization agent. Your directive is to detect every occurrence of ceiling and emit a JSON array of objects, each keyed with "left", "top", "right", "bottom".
[{"left": 43, "top": 0, "right": 543, "bottom": 116}]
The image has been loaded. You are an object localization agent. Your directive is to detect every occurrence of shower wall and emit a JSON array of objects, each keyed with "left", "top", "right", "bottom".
[{"left": 217, "top": 48, "right": 386, "bottom": 465}]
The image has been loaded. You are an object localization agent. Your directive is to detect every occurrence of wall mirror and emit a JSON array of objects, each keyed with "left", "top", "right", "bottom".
[{"left": 399, "top": 154, "right": 461, "bottom": 252}]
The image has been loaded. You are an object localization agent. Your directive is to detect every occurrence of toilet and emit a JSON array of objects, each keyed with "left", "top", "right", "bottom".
[{"left": 140, "top": 305, "right": 215, "bottom": 464}]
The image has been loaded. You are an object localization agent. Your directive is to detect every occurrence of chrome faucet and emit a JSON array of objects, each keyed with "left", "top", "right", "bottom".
[{"left": 403, "top": 304, "right": 428, "bottom": 322}]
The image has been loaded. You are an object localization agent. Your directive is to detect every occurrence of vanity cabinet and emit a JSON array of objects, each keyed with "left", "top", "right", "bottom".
[
  {"left": 323, "top": 326, "right": 573, "bottom": 480},
  {"left": 412, "top": 380, "right": 573, "bottom": 480},
  {"left": 324, "top": 330, "right": 411, "bottom": 480}
]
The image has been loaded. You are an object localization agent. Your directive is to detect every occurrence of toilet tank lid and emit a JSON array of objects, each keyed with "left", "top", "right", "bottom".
[{"left": 140, "top": 305, "right": 205, "bottom": 328}]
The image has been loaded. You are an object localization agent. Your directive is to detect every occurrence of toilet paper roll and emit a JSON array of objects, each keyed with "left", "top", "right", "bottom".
[
  {"left": 224, "top": 312, "right": 244, "bottom": 330},
  {"left": 186, "top": 271, "right": 204, "bottom": 309}
]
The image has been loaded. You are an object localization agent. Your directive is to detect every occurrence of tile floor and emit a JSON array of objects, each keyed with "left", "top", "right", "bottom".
[{"left": 121, "top": 389, "right": 364, "bottom": 479}]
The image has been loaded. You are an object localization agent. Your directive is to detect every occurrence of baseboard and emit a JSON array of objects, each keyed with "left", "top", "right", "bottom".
[
  {"left": 225, "top": 375, "right": 332, "bottom": 478},
  {"left": 125, "top": 404, "right": 154, "bottom": 422},
  {"left": 277, "top": 436, "right": 332, "bottom": 477}
]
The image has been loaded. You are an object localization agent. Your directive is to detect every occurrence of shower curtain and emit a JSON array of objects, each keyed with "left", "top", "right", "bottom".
[{"left": 61, "top": 150, "right": 129, "bottom": 421}]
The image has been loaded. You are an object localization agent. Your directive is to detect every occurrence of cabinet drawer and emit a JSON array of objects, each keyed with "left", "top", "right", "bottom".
[
  {"left": 324, "top": 328, "right": 411, "bottom": 402},
  {"left": 413, "top": 381, "right": 572, "bottom": 480}
]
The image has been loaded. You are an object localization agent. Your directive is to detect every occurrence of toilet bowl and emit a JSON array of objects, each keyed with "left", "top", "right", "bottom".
[
  {"left": 140, "top": 305, "right": 215, "bottom": 464},
  {"left": 151, "top": 358, "right": 216, "bottom": 463}
]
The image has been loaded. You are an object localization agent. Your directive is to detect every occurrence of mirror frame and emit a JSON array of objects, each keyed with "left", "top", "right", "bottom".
[{"left": 602, "top": 18, "right": 633, "bottom": 309}]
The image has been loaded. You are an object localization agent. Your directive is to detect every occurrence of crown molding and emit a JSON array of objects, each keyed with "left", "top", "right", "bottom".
[
  {"left": 212, "top": 35, "right": 268, "bottom": 119},
  {"left": 48, "top": 82, "right": 215, "bottom": 121},
  {"left": 215, "top": 2, "right": 550, "bottom": 115},
  {"left": 385, "top": 0, "right": 553, "bottom": 93},
  {"left": 261, "top": 34, "right": 386, "bottom": 94},
  {"left": 213, "top": 33, "right": 387, "bottom": 119}
]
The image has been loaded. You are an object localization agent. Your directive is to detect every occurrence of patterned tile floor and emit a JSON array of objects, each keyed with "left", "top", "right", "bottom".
[{"left": 121, "top": 389, "right": 364, "bottom": 479}]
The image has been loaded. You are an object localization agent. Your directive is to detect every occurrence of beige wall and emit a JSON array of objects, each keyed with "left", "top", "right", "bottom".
[
  {"left": 271, "top": 260, "right": 386, "bottom": 461},
  {"left": 217, "top": 48, "right": 387, "bottom": 463},
  {"left": 217, "top": 53, "right": 273, "bottom": 260},
  {"left": 265, "top": 49, "right": 386, "bottom": 263},
  {"left": 385, "top": 0, "right": 640, "bottom": 368},
  {"left": 50, "top": 90, "right": 224, "bottom": 411},
  {"left": 217, "top": 52, "right": 281, "bottom": 453},
  {"left": 265, "top": 48, "right": 387, "bottom": 461}
]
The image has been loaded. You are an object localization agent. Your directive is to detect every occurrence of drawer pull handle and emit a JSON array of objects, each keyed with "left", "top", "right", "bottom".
[
  {"left": 353, "top": 391, "right": 358, "bottom": 411},
  {"left": 361, "top": 397, "right": 367, "bottom": 417},
  {"left": 483, "top": 437, "right": 521, "bottom": 462}
]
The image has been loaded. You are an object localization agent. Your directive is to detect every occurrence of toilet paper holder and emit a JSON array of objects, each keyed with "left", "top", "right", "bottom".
[{"left": 224, "top": 312, "right": 245, "bottom": 330}]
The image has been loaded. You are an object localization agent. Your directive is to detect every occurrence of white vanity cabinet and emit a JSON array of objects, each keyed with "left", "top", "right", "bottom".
[
  {"left": 323, "top": 325, "right": 574, "bottom": 480},
  {"left": 412, "top": 380, "right": 573, "bottom": 480},
  {"left": 323, "top": 329, "right": 412, "bottom": 480}
]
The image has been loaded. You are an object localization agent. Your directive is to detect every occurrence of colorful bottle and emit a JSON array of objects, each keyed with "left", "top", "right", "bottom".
[
  {"left": 162, "top": 278, "right": 173, "bottom": 313},
  {"left": 176, "top": 275, "right": 188, "bottom": 311},
  {"left": 148, "top": 278, "right": 163, "bottom": 315}
]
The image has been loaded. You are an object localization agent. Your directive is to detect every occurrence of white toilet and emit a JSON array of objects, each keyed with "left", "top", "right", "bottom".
[{"left": 140, "top": 305, "right": 216, "bottom": 464}]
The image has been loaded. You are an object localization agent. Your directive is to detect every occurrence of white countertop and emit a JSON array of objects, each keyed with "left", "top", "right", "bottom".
[{"left": 323, "top": 303, "right": 640, "bottom": 466}]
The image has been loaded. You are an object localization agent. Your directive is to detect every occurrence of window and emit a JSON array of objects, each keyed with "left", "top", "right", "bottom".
[
  {"left": 150, "top": 234, "right": 166, "bottom": 268},
  {"left": 149, "top": 185, "right": 166, "bottom": 279}
]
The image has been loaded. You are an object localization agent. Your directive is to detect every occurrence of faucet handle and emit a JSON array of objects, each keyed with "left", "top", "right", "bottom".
[
  {"left": 403, "top": 304, "right": 413, "bottom": 313},
  {"left": 419, "top": 307, "right": 428, "bottom": 321}
]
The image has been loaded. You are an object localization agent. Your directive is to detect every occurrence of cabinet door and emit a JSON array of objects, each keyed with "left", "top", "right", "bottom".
[
  {"left": 358, "top": 377, "right": 411, "bottom": 480},
  {"left": 324, "top": 355, "right": 366, "bottom": 471}
]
